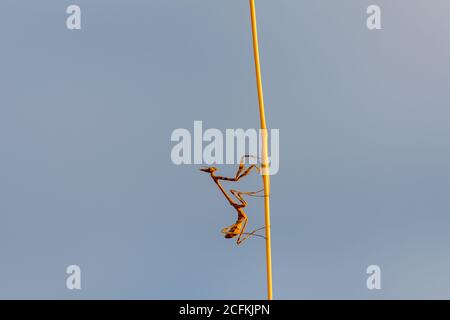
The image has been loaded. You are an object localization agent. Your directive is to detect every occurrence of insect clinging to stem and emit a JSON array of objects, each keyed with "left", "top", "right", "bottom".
[{"left": 199, "top": 155, "right": 268, "bottom": 245}]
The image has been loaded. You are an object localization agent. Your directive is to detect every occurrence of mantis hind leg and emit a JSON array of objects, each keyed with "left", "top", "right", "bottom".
[
  {"left": 236, "top": 220, "right": 267, "bottom": 245},
  {"left": 220, "top": 220, "right": 266, "bottom": 243}
]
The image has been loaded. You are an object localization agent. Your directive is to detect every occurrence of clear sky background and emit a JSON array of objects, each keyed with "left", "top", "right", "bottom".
[{"left": 1, "top": 0, "right": 449, "bottom": 299}]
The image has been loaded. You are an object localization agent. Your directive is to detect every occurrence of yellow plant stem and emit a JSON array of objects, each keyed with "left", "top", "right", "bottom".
[{"left": 249, "top": 0, "right": 273, "bottom": 300}]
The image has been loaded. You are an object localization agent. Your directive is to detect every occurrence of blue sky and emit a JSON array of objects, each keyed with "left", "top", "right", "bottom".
[{"left": 0, "top": 0, "right": 449, "bottom": 299}]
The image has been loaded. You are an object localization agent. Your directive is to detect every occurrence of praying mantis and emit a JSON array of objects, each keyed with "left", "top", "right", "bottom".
[{"left": 200, "top": 155, "right": 267, "bottom": 245}]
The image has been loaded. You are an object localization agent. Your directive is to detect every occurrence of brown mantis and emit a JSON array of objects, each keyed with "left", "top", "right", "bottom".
[{"left": 200, "top": 155, "right": 267, "bottom": 245}]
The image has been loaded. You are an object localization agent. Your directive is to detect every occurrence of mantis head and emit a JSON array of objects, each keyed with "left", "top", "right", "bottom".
[{"left": 199, "top": 167, "right": 217, "bottom": 173}]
